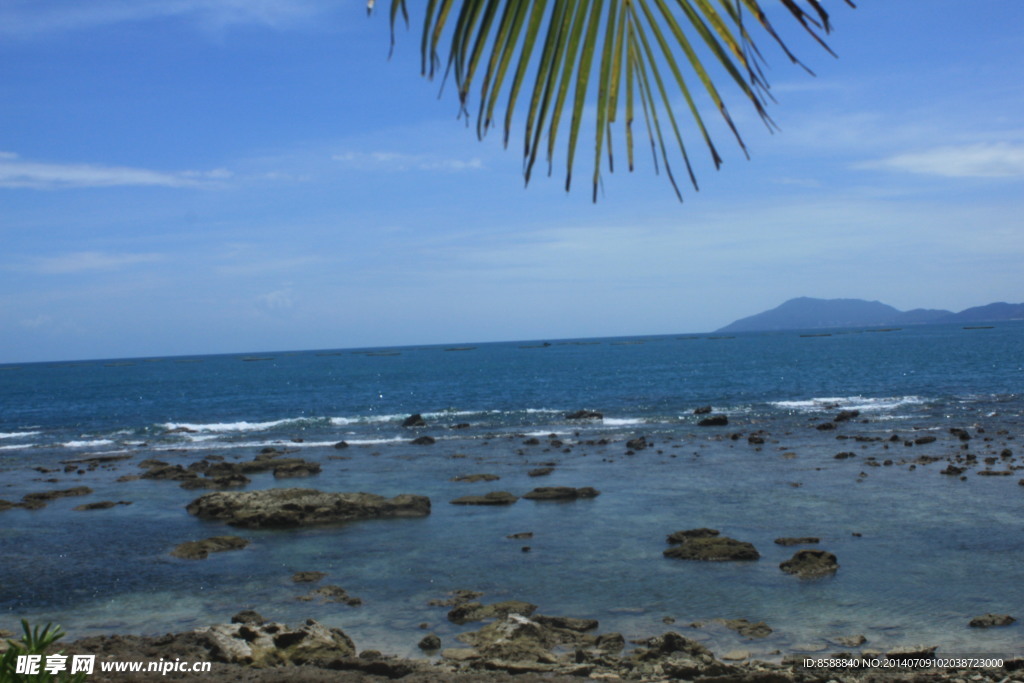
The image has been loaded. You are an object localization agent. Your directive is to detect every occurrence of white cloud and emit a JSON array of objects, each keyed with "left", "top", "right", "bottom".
[
  {"left": 0, "top": 153, "right": 230, "bottom": 189},
  {"left": 857, "top": 143, "right": 1024, "bottom": 178},
  {"left": 255, "top": 288, "right": 297, "bottom": 315},
  {"left": 0, "top": 0, "right": 339, "bottom": 38},
  {"left": 332, "top": 151, "right": 484, "bottom": 173},
  {"left": 23, "top": 251, "right": 163, "bottom": 275}
]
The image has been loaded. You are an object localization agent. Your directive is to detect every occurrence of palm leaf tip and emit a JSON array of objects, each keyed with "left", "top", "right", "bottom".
[{"left": 376, "top": 0, "right": 852, "bottom": 200}]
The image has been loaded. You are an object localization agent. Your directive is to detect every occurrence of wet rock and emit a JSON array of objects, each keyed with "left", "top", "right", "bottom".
[
  {"left": 950, "top": 427, "right": 971, "bottom": 441},
  {"left": 565, "top": 410, "right": 603, "bottom": 420},
  {"left": 402, "top": 414, "right": 427, "bottom": 428},
  {"left": 297, "top": 585, "right": 362, "bottom": 606},
  {"left": 833, "top": 634, "right": 867, "bottom": 647},
  {"left": 715, "top": 618, "right": 772, "bottom": 638},
  {"left": 914, "top": 435, "right": 937, "bottom": 445},
  {"left": 508, "top": 532, "right": 533, "bottom": 539},
  {"left": 522, "top": 486, "right": 600, "bottom": 501},
  {"left": 450, "top": 473, "right": 500, "bottom": 483},
  {"left": 834, "top": 451, "right": 856, "bottom": 459},
  {"left": 20, "top": 486, "right": 94, "bottom": 509},
  {"left": 664, "top": 534, "right": 759, "bottom": 562},
  {"left": 447, "top": 600, "right": 538, "bottom": 625},
  {"left": 780, "top": 549, "right": 839, "bottom": 578},
  {"left": 693, "top": 405, "right": 713, "bottom": 415},
  {"left": 969, "top": 613, "right": 1016, "bottom": 628},
  {"left": 291, "top": 571, "right": 327, "bottom": 583},
  {"left": 230, "top": 610, "right": 265, "bottom": 625},
  {"left": 428, "top": 589, "right": 484, "bottom": 607},
  {"left": 73, "top": 500, "right": 132, "bottom": 511},
  {"left": 171, "top": 535, "right": 250, "bottom": 560},
  {"left": 410, "top": 436, "right": 436, "bottom": 445},
  {"left": 418, "top": 633, "right": 441, "bottom": 651},
  {"left": 816, "top": 422, "right": 837, "bottom": 431},
  {"left": 527, "top": 467, "right": 554, "bottom": 477},
  {"left": 697, "top": 415, "right": 729, "bottom": 427},
  {"left": 450, "top": 491, "right": 519, "bottom": 506},
  {"left": 834, "top": 410, "right": 860, "bottom": 422},
  {"left": 272, "top": 462, "right": 322, "bottom": 478},
  {"left": 186, "top": 488, "right": 431, "bottom": 529},
  {"left": 196, "top": 619, "right": 356, "bottom": 666},
  {"left": 666, "top": 528, "right": 720, "bottom": 543},
  {"left": 774, "top": 537, "right": 819, "bottom": 546},
  {"left": 626, "top": 436, "right": 648, "bottom": 451},
  {"left": 941, "top": 465, "right": 966, "bottom": 476},
  {"left": 333, "top": 441, "right": 349, "bottom": 449}
]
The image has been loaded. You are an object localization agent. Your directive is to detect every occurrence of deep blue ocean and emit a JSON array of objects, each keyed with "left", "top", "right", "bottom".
[{"left": 1, "top": 323, "right": 1022, "bottom": 660}]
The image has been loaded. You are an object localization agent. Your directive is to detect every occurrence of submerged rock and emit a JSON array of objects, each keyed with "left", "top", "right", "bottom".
[
  {"left": 780, "top": 549, "right": 839, "bottom": 578},
  {"left": 664, "top": 533, "right": 759, "bottom": 562},
  {"left": 522, "top": 486, "right": 600, "bottom": 501},
  {"left": 969, "top": 613, "right": 1016, "bottom": 628},
  {"left": 186, "top": 488, "right": 430, "bottom": 529},
  {"left": 565, "top": 410, "right": 603, "bottom": 420},
  {"left": 450, "top": 491, "right": 519, "bottom": 506},
  {"left": 774, "top": 536, "right": 820, "bottom": 546},
  {"left": 697, "top": 415, "right": 729, "bottom": 427},
  {"left": 171, "top": 535, "right": 250, "bottom": 560}
]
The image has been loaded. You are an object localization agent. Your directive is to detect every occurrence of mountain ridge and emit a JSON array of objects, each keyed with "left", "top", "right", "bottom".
[{"left": 716, "top": 297, "right": 1024, "bottom": 333}]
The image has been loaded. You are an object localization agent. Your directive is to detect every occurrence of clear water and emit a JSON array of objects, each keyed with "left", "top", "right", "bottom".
[{"left": 1, "top": 323, "right": 1022, "bottom": 659}]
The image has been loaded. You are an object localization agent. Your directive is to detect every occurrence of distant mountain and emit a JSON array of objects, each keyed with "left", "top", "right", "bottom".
[
  {"left": 715, "top": 297, "right": 1023, "bottom": 333},
  {"left": 940, "top": 302, "right": 1024, "bottom": 324}
]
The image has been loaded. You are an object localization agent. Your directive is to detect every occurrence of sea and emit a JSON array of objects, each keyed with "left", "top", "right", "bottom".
[{"left": 1, "top": 322, "right": 1022, "bottom": 660}]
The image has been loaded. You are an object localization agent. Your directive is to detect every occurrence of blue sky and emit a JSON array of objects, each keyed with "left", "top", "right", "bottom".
[{"left": 1, "top": 1, "right": 1022, "bottom": 363}]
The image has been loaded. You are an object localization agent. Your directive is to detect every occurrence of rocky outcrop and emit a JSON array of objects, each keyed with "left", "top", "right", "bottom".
[
  {"left": 73, "top": 500, "right": 132, "bottom": 511},
  {"left": 780, "top": 549, "right": 839, "bottom": 578},
  {"left": 450, "top": 491, "right": 519, "bottom": 506},
  {"left": 664, "top": 529, "right": 759, "bottom": 561},
  {"left": 565, "top": 410, "right": 603, "bottom": 420},
  {"left": 447, "top": 600, "right": 538, "bottom": 625},
  {"left": 969, "top": 613, "right": 1015, "bottom": 628},
  {"left": 402, "top": 414, "right": 427, "bottom": 427},
  {"left": 197, "top": 619, "right": 356, "bottom": 666},
  {"left": 19, "top": 486, "right": 93, "bottom": 510},
  {"left": 451, "top": 473, "right": 500, "bottom": 483},
  {"left": 171, "top": 536, "right": 250, "bottom": 560},
  {"left": 296, "top": 585, "right": 362, "bottom": 606},
  {"left": 697, "top": 415, "right": 729, "bottom": 427},
  {"left": 774, "top": 536, "right": 820, "bottom": 546},
  {"left": 522, "top": 487, "right": 599, "bottom": 501},
  {"left": 185, "top": 488, "right": 430, "bottom": 529}
]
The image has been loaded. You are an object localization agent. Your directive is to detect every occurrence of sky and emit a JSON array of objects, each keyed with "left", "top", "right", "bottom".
[{"left": 1, "top": 1, "right": 1022, "bottom": 363}]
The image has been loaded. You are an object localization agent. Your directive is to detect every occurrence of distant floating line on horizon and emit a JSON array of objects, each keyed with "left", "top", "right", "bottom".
[
  {"left": 364, "top": 352, "right": 401, "bottom": 357},
  {"left": 444, "top": 347, "right": 477, "bottom": 352},
  {"left": 963, "top": 326, "right": 995, "bottom": 330},
  {"left": 174, "top": 359, "right": 204, "bottom": 363},
  {"left": 676, "top": 337, "right": 702, "bottom": 341},
  {"left": 315, "top": 352, "right": 345, "bottom": 356},
  {"left": 800, "top": 334, "right": 833, "bottom": 338},
  {"left": 240, "top": 357, "right": 274, "bottom": 362}
]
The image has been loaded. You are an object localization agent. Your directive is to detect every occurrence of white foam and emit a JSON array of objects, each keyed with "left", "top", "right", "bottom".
[
  {"left": 60, "top": 439, "right": 114, "bottom": 448},
  {"left": 771, "top": 396, "right": 926, "bottom": 413},
  {"left": 0, "top": 431, "right": 41, "bottom": 439},
  {"left": 0, "top": 443, "right": 34, "bottom": 450},
  {"left": 602, "top": 418, "right": 645, "bottom": 426},
  {"left": 162, "top": 419, "right": 297, "bottom": 433}
]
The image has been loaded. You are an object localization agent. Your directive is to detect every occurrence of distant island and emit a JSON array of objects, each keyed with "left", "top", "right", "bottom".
[{"left": 716, "top": 297, "right": 1024, "bottom": 333}]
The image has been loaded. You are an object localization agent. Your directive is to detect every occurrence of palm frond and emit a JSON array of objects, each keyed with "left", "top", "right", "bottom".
[{"left": 378, "top": 0, "right": 854, "bottom": 201}]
